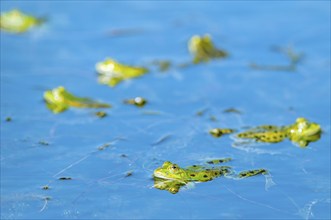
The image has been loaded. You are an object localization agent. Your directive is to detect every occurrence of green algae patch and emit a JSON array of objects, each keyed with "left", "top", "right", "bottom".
[
  {"left": 95, "top": 111, "right": 107, "bottom": 118},
  {"left": 250, "top": 46, "right": 304, "bottom": 72},
  {"left": 223, "top": 108, "right": 242, "bottom": 114},
  {"left": 188, "top": 34, "right": 228, "bottom": 64},
  {"left": 44, "top": 86, "right": 111, "bottom": 114},
  {"left": 151, "top": 60, "right": 172, "bottom": 72},
  {"left": 0, "top": 9, "right": 45, "bottom": 33},
  {"left": 96, "top": 58, "right": 148, "bottom": 87}
]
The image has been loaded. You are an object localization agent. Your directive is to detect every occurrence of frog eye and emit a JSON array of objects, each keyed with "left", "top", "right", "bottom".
[{"left": 169, "top": 164, "right": 179, "bottom": 172}]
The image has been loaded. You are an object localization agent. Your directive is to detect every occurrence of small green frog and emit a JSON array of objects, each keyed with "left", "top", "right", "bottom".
[
  {"left": 153, "top": 159, "right": 267, "bottom": 194},
  {"left": 188, "top": 34, "right": 228, "bottom": 64},
  {"left": 0, "top": 9, "right": 45, "bottom": 33},
  {"left": 236, "top": 117, "right": 321, "bottom": 147},
  {"left": 96, "top": 58, "right": 148, "bottom": 87},
  {"left": 44, "top": 86, "right": 111, "bottom": 113}
]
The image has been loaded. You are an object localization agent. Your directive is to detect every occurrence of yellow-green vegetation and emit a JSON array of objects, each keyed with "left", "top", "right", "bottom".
[
  {"left": 44, "top": 86, "right": 111, "bottom": 114},
  {"left": 38, "top": 140, "right": 49, "bottom": 146},
  {"left": 97, "top": 142, "right": 112, "bottom": 151},
  {"left": 250, "top": 46, "right": 304, "bottom": 72},
  {"left": 223, "top": 108, "right": 242, "bottom": 114},
  {"left": 209, "top": 128, "right": 235, "bottom": 138},
  {"left": 123, "top": 97, "right": 147, "bottom": 107},
  {"left": 153, "top": 160, "right": 267, "bottom": 194},
  {"left": 236, "top": 117, "right": 321, "bottom": 147},
  {"left": 209, "top": 115, "right": 218, "bottom": 122},
  {"left": 0, "top": 9, "right": 44, "bottom": 33},
  {"left": 96, "top": 58, "right": 148, "bottom": 87},
  {"left": 188, "top": 34, "right": 228, "bottom": 64},
  {"left": 151, "top": 60, "right": 171, "bottom": 72},
  {"left": 95, "top": 111, "right": 107, "bottom": 118},
  {"left": 195, "top": 108, "right": 208, "bottom": 116}
]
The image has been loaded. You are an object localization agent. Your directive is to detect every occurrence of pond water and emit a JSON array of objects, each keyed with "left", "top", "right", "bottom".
[{"left": 1, "top": 1, "right": 330, "bottom": 219}]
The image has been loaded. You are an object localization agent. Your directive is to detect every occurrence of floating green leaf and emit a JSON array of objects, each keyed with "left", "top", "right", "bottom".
[
  {"left": 188, "top": 34, "right": 228, "bottom": 64},
  {"left": 96, "top": 58, "right": 148, "bottom": 87},
  {"left": 44, "top": 86, "right": 111, "bottom": 114},
  {"left": 0, "top": 9, "right": 45, "bottom": 33}
]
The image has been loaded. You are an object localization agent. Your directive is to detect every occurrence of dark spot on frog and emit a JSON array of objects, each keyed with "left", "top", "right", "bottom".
[
  {"left": 203, "top": 174, "right": 208, "bottom": 178},
  {"left": 190, "top": 174, "right": 196, "bottom": 177}
]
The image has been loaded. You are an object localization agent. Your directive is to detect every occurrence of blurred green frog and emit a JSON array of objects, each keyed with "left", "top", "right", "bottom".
[
  {"left": 96, "top": 58, "right": 148, "bottom": 87},
  {"left": 236, "top": 117, "right": 321, "bottom": 147},
  {"left": 188, "top": 34, "right": 228, "bottom": 64},
  {"left": 153, "top": 159, "right": 267, "bottom": 194},
  {"left": 0, "top": 9, "right": 45, "bottom": 33},
  {"left": 44, "top": 86, "right": 111, "bottom": 113}
]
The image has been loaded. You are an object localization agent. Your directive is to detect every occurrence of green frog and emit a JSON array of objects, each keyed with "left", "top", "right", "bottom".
[
  {"left": 0, "top": 9, "right": 45, "bottom": 33},
  {"left": 188, "top": 34, "right": 228, "bottom": 64},
  {"left": 153, "top": 159, "right": 267, "bottom": 194},
  {"left": 236, "top": 117, "right": 321, "bottom": 147},
  {"left": 44, "top": 86, "right": 111, "bottom": 113},
  {"left": 96, "top": 58, "right": 148, "bottom": 87}
]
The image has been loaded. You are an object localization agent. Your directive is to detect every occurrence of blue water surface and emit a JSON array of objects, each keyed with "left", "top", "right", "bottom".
[{"left": 1, "top": 1, "right": 330, "bottom": 219}]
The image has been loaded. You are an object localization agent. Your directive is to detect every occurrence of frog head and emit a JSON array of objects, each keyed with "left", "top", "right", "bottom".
[
  {"left": 43, "top": 86, "right": 69, "bottom": 113},
  {"left": 287, "top": 118, "right": 322, "bottom": 147},
  {"left": 153, "top": 161, "right": 189, "bottom": 181}
]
